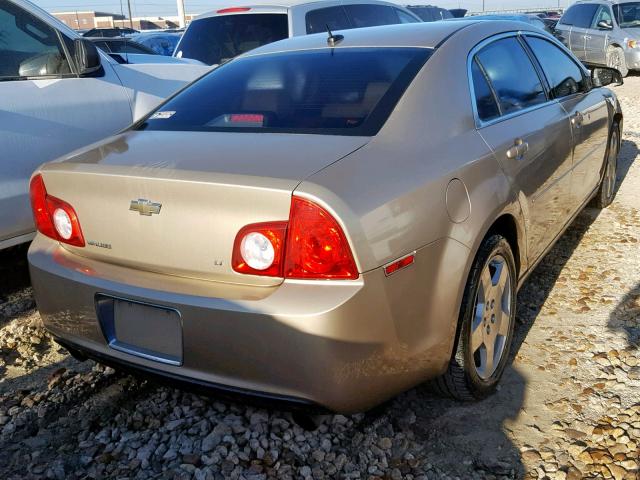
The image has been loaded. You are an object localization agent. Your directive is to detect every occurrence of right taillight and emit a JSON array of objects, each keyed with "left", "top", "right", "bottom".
[
  {"left": 284, "top": 197, "right": 358, "bottom": 280},
  {"left": 29, "top": 174, "right": 85, "bottom": 247},
  {"left": 231, "top": 197, "right": 358, "bottom": 280}
]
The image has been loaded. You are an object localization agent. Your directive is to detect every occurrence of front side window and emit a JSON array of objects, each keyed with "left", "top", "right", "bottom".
[
  {"left": 140, "top": 48, "right": 431, "bottom": 136},
  {"left": 305, "top": 6, "right": 350, "bottom": 34},
  {"left": 175, "top": 14, "right": 288, "bottom": 65},
  {"left": 592, "top": 5, "right": 614, "bottom": 27},
  {"left": 526, "top": 36, "right": 586, "bottom": 98},
  {"left": 614, "top": 2, "right": 640, "bottom": 28},
  {"left": 0, "top": 1, "right": 72, "bottom": 79},
  {"left": 474, "top": 37, "right": 546, "bottom": 117}
]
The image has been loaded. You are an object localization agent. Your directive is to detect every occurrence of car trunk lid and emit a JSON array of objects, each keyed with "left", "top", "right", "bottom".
[{"left": 39, "top": 130, "right": 368, "bottom": 286}]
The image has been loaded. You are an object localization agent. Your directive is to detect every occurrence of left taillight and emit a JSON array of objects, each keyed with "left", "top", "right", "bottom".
[{"left": 29, "top": 174, "right": 85, "bottom": 247}]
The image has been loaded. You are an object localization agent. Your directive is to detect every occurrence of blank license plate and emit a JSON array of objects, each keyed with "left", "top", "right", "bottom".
[{"left": 99, "top": 297, "right": 183, "bottom": 365}]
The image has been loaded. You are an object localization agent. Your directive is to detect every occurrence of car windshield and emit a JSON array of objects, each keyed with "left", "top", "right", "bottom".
[
  {"left": 175, "top": 14, "right": 288, "bottom": 65},
  {"left": 615, "top": 2, "right": 640, "bottom": 27},
  {"left": 139, "top": 48, "right": 431, "bottom": 136}
]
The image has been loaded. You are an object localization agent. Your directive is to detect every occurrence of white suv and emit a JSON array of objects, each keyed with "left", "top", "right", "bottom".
[
  {"left": 174, "top": 0, "right": 422, "bottom": 65},
  {"left": 0, "top": 0, "right": 210, "bottom": 250}
]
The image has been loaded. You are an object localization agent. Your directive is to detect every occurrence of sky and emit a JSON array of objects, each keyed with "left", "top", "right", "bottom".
[{"left": 33, "top": 0, "right": 575, "bottom": 17}]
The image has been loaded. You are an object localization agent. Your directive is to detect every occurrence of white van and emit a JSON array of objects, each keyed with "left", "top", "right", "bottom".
[
  {"left": 0, "top": 0, "right": 210, "bottom": 250},
  {"left": 174, "top": 0, "right": 422, "bottom": 65}
]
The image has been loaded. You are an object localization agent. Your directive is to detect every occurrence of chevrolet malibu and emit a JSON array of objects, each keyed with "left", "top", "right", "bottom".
[{"left": 28, "top": 21, "right": 623, "bottom": 412}]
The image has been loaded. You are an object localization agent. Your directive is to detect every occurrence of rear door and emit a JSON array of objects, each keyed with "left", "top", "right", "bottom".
[
  {"left": 525, "top": 35, "right": 610, "bottom": 211},
  {"left": 571, "top": 3, "right": 600, "bottom": 62},
  {"left": 0, "top": 0, "right": 131, "bottom": 247},
  {"left": 586, "top": 4, "right": 615, "bottom": 65},
  {"left": 470, "top": 34, "right": 574, "bottom": 263}
]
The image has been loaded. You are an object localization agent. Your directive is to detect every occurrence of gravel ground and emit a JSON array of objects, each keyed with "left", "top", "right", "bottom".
[{"left": 1, "top": 78, "right": 639, "bottom": 480}]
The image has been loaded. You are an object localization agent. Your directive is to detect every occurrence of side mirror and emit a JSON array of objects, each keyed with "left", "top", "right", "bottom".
[
  {"left": 597, "top": 20, "right": 613, "bottom": 30},
  {"left": 591, "top": 66, "right": 623, "bottom": 87},
  {"left": 73, "top": 38, "right": 102, "bottom": 75}
]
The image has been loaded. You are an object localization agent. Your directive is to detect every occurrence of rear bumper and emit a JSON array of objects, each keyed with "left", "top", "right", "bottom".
[{"left": 29, "top": 235, "right": 469, "bottom": 412}]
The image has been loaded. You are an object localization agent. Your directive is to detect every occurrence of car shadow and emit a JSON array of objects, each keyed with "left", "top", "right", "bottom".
[{"left": 0, "top": 243, "right": 31, "bottom": 303}]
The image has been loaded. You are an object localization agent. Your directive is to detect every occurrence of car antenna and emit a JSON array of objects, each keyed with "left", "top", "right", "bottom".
[{"left": 326, "top": 24, "right": 343, "bottom": 47}]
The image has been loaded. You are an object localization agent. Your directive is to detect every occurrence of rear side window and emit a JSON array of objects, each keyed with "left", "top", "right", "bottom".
[
  {"left": 471, "top": 59, "right": 500, "bottom": 122},
  {"left": 559, "top": 4, "right": 598, "bottom": 27},
  {"left": 175, "top": 14, "right": 288, "bottom": 65},
  {"left": 525, "top": 36, "right": 586, "bottom": 98},
  {"left": 305, "top": 6, "right": 350, "bottom": 33},
  {"left": 140, "top": 48, "right": 431, "bottom": 136},
  {"left": 474, "top": 37, "right": 546, "bottom": 118},
  {"left": 395, "top": 8, "right": 420, "bottom": 23},
  {"left": 342, "top": 4, "right": 401, "bottom": 28}
]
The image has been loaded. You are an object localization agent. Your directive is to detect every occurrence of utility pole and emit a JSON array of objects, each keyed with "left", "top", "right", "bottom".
[
  {"left": 127, "top": 0, "right": 133, "bottom": 28},
  {"left": 177, "top": 0, "right": 186, "bottom": 28}
]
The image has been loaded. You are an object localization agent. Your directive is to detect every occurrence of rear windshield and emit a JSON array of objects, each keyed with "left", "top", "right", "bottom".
[
  {"left": 140, "top": 48, "right": 431, "bottom": 136},
  {"left": 175, "top": 14, "right": 288, "bottom": 65}
]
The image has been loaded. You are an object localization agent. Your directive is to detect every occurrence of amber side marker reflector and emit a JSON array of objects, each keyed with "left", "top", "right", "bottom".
[{"left": 384, "top": 252, "right": 416, "bottom": 276}]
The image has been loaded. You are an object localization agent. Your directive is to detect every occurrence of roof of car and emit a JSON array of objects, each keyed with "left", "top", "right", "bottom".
[
  {"left": 240, "top": 19, "right": 531, "bottom": 56},
  {"left": 195, "top": 0, "right": 410, "bottom": 19},
  {"left": 573, "top": 0, "right": 636, "bottom": 4}
]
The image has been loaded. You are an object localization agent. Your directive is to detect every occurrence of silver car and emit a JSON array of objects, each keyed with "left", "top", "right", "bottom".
[
  {"left": 555, "top": 0, "right": 640, "bottom": 76},
  {"left": 173, "top": 0, "right": 421, "bottom": 66},
  {"left": 29, "top": 21, "right": 623, "bottom": 413}
]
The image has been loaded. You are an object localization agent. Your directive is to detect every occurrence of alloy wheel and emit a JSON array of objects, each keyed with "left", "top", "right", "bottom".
[{"left": 470, "top": 254, "right": 512, "bottom": 380}]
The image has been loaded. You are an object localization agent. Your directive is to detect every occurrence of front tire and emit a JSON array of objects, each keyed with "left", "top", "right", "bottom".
[
  {"left": 606, "top": 45, "right": 629, "bottom": 78},
  {"left": 593, "top": 123, "right": 620, "bottom": 209},
  {"left": 432, "top": 234, "right": 517, "bottom": 401}
]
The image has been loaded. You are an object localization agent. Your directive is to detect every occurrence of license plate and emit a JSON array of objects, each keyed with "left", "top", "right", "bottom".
[{"left": 96, "top": 296, "right": 183, "bottom": 365}]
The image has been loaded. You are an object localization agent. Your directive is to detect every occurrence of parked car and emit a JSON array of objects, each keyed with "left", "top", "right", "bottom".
[
  {"left": 555, "top": 0, "right": 640, "bottom": 76},
  {"left": 448, "top": 8, "right": 467, "bottom": 18},
  {"left": 28, "top": 20, "right": 623, "bottom": 412},
  {"left": 457, "top": 14, "right": 554, "bottom": 35},
  {"left": 89, "top": 36, "right": 201, "bottom": 65},
  {"left": 90, "top": 37, "right": 157, "bottom": 55},
  {"left": 0, "top": 0, "right": 211, "bottom": 250},
  {"left": 83, "top": 27, "right": 138, "bottom": 37},
  {"left": 132, "top": 32, "right": 182, "bottom": 56},
  {"left": 406, "top": 4, "right": 453, "bottom": 21},
  {"left": 174, "top": 0, "right": 421, "bottom": 65}
]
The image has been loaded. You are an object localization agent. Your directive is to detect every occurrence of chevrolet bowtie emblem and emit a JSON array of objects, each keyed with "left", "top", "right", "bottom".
[{"left": 129, "top": 199, "right": 162, "bottom": 216}]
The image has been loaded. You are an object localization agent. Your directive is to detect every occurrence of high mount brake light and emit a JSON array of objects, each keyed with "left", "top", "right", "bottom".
[
  {"left": 217, "top": 7, "right": 251, "bottom": 14},
  {"left": 29, "top": 174, "right": 85, "bottom": 247},
  {"left": 231, "top": 197, "right": 358, "bottom": 280}
]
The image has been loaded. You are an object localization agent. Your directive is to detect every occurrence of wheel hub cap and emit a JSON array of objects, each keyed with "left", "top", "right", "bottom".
[{"left": 471, "top": 255, "right": 512, "bottom": 380}]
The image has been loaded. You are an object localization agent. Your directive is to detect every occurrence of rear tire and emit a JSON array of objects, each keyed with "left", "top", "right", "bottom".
[
  {"left": 432, "top": 234, "right": 517, "bottom": 401},
  {"left": 593, "top": 123, "right": 620, "bottom": 209},
  {"left": 606, "top": 45, "right": 629, "bottom": 78}
]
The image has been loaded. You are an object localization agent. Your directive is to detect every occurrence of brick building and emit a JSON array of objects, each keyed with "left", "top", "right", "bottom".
[{"left": 53, "top": 11, "right": 198, "bottom": 31}]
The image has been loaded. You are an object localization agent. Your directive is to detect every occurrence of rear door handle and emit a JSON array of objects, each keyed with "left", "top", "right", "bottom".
[
  {"left": 584, "top": 35, "right": 592, "bottom": 39},
  {"left": 506, "top": 138, "right": 529, "bottom": 160},
  {"left": 571, "top": 112, "right": 584, "bottom": 127}
]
